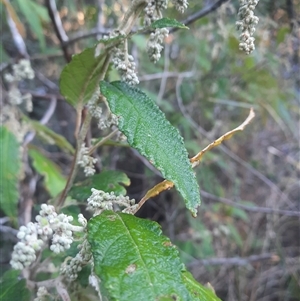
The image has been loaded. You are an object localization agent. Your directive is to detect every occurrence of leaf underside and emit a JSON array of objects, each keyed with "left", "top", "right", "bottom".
[
  {"left": 59, "top": 47, "right": 104, "bottom": 108},
  {"left": 100, "top": 81, "right": 200, "bottom": 215},
  {"left": 88, "top": 211, "right": 221, "bottom": 301}
]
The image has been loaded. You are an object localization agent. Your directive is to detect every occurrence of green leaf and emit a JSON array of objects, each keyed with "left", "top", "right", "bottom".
[
  {"left": 100, "top": 81, "right": 200, "bottom": 216},
  {"left": 0, "top": 126, "right": 20, "bottom": 218},
  {"left": 60, "top": 47, "right": 105, "bottom": 108},
  {"left": 150, "top": 18, "right": 188, "bottom": 29},
  {"left": 97, "top": 34, "right": 126, "bottom": 45},
  {"left": 0, "top": 270, "right": 31, "bottom": 301},
  {"left": 23, "top": 116, "right": 75, "bottom": 155},
  {"left": 69, "top": 170, "right": 130, "bottom": 200},
  {"left": 16, "top": 0, "right": 48, "bottom": 51},
  {"left": 88, "top": 211, "right": 220, "bottom": 301},
  {"left": 28, "top": 148, "right": 66, "bottom": 197},
  {"left": 182, "top": 271, "right": 222, "bottom": 301}
]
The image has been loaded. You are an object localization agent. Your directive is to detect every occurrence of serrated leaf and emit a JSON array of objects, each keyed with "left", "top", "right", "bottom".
[
  {"left": 16, "top": 0, "right": 48, "bottom": 51},
  {"left": 88, "top": 211, "right": 220, "bottom": 301},
  {"left": 23, "top": 116, "right": 75, "bottom": 155},
  {"left": 28, "top": 148, "right": 66, "bottom": 197},
  {"left": 182, "top": 271, "right": 222, "bottom": 301},
  {"left": 0, "top": 126, "right": 20, "bottom": 218},
  {"left": 69, "top": 170, "right": 130, "bottom": 200},
  {"left": 0, "top": 270, "right": 31, "bottom": 301},
  {"left": 100, "top": 81, "right": 200, "bottom": 215},
  {"left": 60, "top": 47, "right": 105, "bottom": 108},
  {"left": 151, "top": 18, "right": 188, "bottom": 29}
]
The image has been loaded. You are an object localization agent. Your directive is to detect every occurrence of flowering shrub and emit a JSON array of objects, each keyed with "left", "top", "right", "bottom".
[{"left": 1, "top": 0, "right": 261, "bottom": 300}]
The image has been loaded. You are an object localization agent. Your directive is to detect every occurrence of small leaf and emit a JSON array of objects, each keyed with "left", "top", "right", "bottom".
[
  {"left": 97, "top": 34, "right": 126, "bottom": 45},
  {"left": 29, "top": 148, "right": 66, "bottom": 197},
  {"left": 69, "top": 170, "right": 130, "bottom": 200},
  {"left": 100, "top": 81, "right": 200, "bottom": 216},
  {"left": 23, "top": 116, "right": 75, "bottom": 155},
  {"left": 0, "top": 270, "right": 31, "bottom": 301},
  {"left": 88, "top": 211, "right": 219, "bottom": 301},
  {"left": 150, "top": 18, "right": 188, "bottom": 29},
  {"left": 16, "top": 0, "right": 48, "bottom": 51},
  {"left": 0, "top": 126, "right": 20, "bottom": 218},
  {"left": 60, "top": 47, "right": 105, "bottom": 108},
  {"left": 182, "top": 271, "right": 222, "bottom": 301}
]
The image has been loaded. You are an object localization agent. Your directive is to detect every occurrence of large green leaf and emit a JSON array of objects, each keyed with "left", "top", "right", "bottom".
[
  {"left": 69, "top": 170, "right": 130, "bottom": 200},
  {"left": 0, "top": 126, "right": 20, "bottom": 218},
  {"left": 60, "top": 47, "right": 105, "bottom": 108},
  {"left": 100, "top": 81, "right": 200, "bottom": 216},
  {"left": 23, "top": 116, "right": 75, "bottom": 155},
  {"left": 28, "top": 148, "right": 66, "bottom": 197},
  {"left": 0, "top": 270, "right": 31, "bottom": 301},
  {"left": 88, "top": 211, "right": 220, "bottom": 301}
]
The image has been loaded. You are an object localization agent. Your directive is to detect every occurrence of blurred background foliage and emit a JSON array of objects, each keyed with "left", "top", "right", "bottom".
[{"left": 1, "top": 0, "right": 299, "bottom": 300}]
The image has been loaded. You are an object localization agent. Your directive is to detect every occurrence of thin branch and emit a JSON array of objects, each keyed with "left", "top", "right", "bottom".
[
  {"left": 187, "top": 253, "right": 279, "bottom": 268},
  {"left": 88, "top": 128, "right": 119, "bottom": 155},
  {"left": 46, "top": 0, "right": 71, "bottom": 62},
  {"left": 200, "top": 190, "right": 300, "bottom": 217},
  {"left": 5, "top": 0, "right": 28, "bottom": 58},
  {"left": 23, "top": 96, "right": 57, "bottom": 146},
  {"left": 65, "top": 27, "right": 110, "bottom": 45},
  {"left": 171, "top": 0, "right": 231, "bottom": 33},
  {"left": 96, "top": 0, "right": 104, "bottom": 40}
]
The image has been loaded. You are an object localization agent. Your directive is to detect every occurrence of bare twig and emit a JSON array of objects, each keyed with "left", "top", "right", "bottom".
[
  {"left": 46, "top": 0, "right": 71, "bottom": 62},
  {"left": 5, "top": 0, "right": 28, "bottom": 58},
  {"left": 200, "top": 190, "right": 300, "bottom": 217},
  {"left": 187, "top": 253, "right": 279, "bottom": 268},
  {"left": 24, "top": 96, "right": 57, "bottom": 145},
  {"left": 157, "top": 43, "right": 170, "bottom": 101},
  {"left": 65, "top": 27, "right": 110, "bottom": 45}
]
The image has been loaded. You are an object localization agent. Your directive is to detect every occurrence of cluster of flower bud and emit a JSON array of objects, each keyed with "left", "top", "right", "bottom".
[
  {"left": 111, "top": 44, "right": 139, "bottom": 85},
  {"left": 236, "top": 0, "right": 260, "bottom": 54},
  {"left": 33, "top": 287, "right": 49, "bottom": 301},
  {"left": 172, "top": 0, "right": 188, "bottom": 13},
  {"left": 147, "top": 28, "right": 169, "bottom": 63},
  {"left": 60, "top": 239, "right": 91, "bottom": 281},
  {"left": 10, "top": 205, "right": 85, "bottom": 270},
  {"left": 78, "top": 143, "right": 97, "bottom": 177},
  {"left": 87, "top": 91, "right": 119, "bottom": 130},
  {"left": 4, "top": 59, "right": 34, "bottom": 82},
  {"left": 144, "top": 0, "right": 168, "bottom": 26},
  {"left": 4, "top": 59, "right": 34, "bottom": 110},
  {"left": 87, "top": 188, "right": 136, "bottom": 216}
]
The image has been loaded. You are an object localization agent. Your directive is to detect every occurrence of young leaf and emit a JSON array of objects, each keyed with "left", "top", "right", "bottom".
[
  {"left": 0, "top": 126, "right": 20, "bottom": 218},
  {"left": 16, "top": 0, "right": 49, "bottom": 51},
  {"left": 150, "top": 18, "right": 188, "bottom": 29},
  {"left": 88, "top": 211, "right": 220, "bottom": 301},
  {"left": 23, "top": 116, "right": 75, "bottom": 155},
  {"left": 28, "top": 148, "right": 66, "bottom": 197},
  {"left": 69, "top": 170, "right": 130, "bottom": 200},
  {"left": 0, "top": 270, "right": 31, "bottom": 301},
  {"left": 60, "top": 47, "right": 105, "bottom": 108},
  {"left": 100, "top": 81, "right": 200, "bottom": 216}
]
